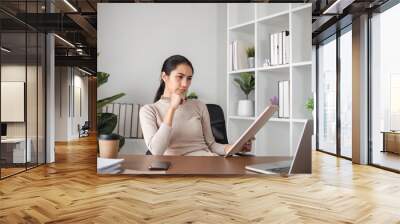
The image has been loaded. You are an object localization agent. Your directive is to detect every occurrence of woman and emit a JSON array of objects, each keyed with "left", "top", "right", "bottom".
[{"left": 139, "top": 55, "right": 252, "bottom": 156}]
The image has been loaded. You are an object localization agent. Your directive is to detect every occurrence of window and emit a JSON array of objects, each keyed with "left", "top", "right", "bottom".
[
  {"left": 317, "top": 36, "right": 337, "bottom": 155},
  {"left": 370, "top": 2, "right": 400, "bottom": 171},
  {"left": 339, "top": 27, "right": 352, "bottom": 158}
]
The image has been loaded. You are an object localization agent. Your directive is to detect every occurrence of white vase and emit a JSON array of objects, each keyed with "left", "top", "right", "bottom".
[
  {"left": 247, "top": 57, "right": 255, "bottom": 68},
  {"left": 237, "top": 100, "right": 254, "bottom": 116}
]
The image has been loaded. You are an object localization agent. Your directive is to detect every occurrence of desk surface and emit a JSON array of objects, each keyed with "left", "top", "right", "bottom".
[
  {"left": 1, "top": 138, "right": 27, "bottom": 143},
  {"left": 117, "top": 154, "right": 292, "bottom": 175}
]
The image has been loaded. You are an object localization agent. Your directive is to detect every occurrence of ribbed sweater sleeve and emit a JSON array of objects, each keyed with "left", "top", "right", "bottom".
[{"left": 139, "top": 105, "right": 172, "bottom": 155}]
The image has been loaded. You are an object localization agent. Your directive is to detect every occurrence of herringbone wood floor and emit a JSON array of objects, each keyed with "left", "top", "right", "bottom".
[{"left": 1, "top": 136, "right": 400, "bottom": 224}]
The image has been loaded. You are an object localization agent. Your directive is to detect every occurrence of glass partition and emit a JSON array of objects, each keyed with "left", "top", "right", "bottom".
[
  {"left": 0, "top": 1, "right": 46, "bottom": 179},
  {"left": 1, "top": 31, "right": 28, "bottom": 177}
]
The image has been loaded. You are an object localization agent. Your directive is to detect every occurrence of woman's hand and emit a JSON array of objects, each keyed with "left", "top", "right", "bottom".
[
  {"left": 241, "top": 137, "right": 255, "bottom": 152},
  {"left": 170, "top": 90, "right": 186, "bottom": 110},
  {"left": 223, "top": 137, "right": 255, "bottom": 154}
]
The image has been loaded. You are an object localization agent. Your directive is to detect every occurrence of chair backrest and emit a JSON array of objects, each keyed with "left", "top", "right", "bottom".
[
  {"left": 102, "top": 103, "right": 143, "bottom": 139},
  {"left": 146, "top": 103, "right": 228, "bottom": 155},
  {"left": 206, "top": 104, "right": 228, "bottom": 144}
]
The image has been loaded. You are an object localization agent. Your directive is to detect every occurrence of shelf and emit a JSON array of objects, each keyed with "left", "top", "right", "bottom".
[
  {"left": 228, "top": 20, "right": 255, "bottom": 32},
  {"left": 229, "top": 116, "right": 256, "bottom": 120},
  {"left": 292, "top": 118, "right": 308, "bottom": 123},
  {"left": 270, "top": 117, "right": 290, "bottom": 122},
  {"left": 291, "top": 4, "right": 311, "bottom": 13},
  {"left": 256, "top": 10, "right": 289, "bottom": 24},
  {"left": 257, "top": 64, "right": 290, "bottom": 71},
  {"left": 229, "top": 68, "right": 255, "bottom": 74},
  {"left": 228, "top": 3, "right": 312, "bottom": 157},
  {"left": 292, "top": 61, "right": 312, "bottom": 67}
]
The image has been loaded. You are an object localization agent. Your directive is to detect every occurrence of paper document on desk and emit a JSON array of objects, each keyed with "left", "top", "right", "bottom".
[{"left": 97, "top": 158, "right": 124, "bottom": 174}]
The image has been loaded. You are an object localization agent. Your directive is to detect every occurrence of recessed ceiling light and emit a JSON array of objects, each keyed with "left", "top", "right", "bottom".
[
  {"left": 1, "top": 47, "right": 11, "bottom": 53},
  {"left": 78, "top": 67, "right": 93, "bottom": 76},
  {"left": 54, "top": 34, "right": 75, "bottom": 48},
  {"left": 63, "top": 0, "right": 78, "bottom": 12},
  {"left": 322, "top": 0, "right": 354, "bottom": 15}
]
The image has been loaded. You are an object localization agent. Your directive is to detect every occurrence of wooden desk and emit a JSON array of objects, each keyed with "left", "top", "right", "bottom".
[
  {"left": 116, "top": 154, "right": 293, "bottom": 175},
  {"left": 1, "top": 138, "right": 32, "bottom": 164},
  {"left": 382, "top": 131, "right": 400, "bottom": 154}
]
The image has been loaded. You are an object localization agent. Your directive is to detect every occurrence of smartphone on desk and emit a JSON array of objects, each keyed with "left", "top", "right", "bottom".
[{"left": 148, "top": 161, "right": 171, "bottom": 171}]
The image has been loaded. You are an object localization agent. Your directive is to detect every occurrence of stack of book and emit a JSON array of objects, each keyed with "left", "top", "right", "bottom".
[
  {"left": 229, "top": 40, "right": 251, "bottom": 71},
  {"left": 97, "top": 157, "right": 125, "bottom": 174},
  {"left": 278, "top": 80, "right": 290, "bottom": 118},
  {"left": 269, "top": 31, "right": 289, "bottom": 66}
]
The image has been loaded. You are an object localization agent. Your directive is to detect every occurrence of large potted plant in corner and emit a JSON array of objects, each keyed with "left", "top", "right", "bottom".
[
  {"left": 234, "top": 72, "right": 255, "bottom": 116},
  {"left": 97, "top": 72, "right": 126, "bottom": 158}
]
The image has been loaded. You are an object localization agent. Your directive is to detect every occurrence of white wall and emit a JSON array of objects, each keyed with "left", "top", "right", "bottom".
[
  {"left": 55, "top": 67, "right": 89, "bottom": 141},
  {"left": 97, "top": 3, "right": 227, "bottom": 113}
]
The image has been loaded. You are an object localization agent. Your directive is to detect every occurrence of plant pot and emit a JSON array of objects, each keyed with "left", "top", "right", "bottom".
[
  {"left": 237, "top": 100, "right": 254, "bottom": 116},
  {"left": 98, "top": 134, "right": 120, "bottom": 158},
  {"left": 247, "top": 57, "right": 255, "bottom": 68}
]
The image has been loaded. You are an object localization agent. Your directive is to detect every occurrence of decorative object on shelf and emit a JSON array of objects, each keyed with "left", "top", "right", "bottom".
[
  {"left": 246, "top": 46, "right": 255, "bottom": 68},
  {"left": 234, "top": 72, "right": 255, "bottom": 116},
  {"left": 263, "top": 58, "right": 271, "bottom": 67},
  {"left": 278, "top": 80, "right": 290, "bottom": 118},
  {"left": 305, "top": 97, "right": 314, "bottom": 112},
  {"left": 187, "top": 91, "right": 198, "bottom": 99},
  {"left": 97, "top": 72, "right": 126, "bottom": 152},
  {"left": 270, "top": 96, "right": 278, "bottom": 106}
]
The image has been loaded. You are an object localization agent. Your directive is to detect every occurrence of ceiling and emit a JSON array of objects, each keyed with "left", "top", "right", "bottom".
[{"left": 0, "top": 0, "right": 392, "bottom": 71}]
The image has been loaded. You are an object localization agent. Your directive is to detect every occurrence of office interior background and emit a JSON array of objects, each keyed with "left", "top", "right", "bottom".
[{"left": 0, "top": 0, "right": 400, "bottom": 222}]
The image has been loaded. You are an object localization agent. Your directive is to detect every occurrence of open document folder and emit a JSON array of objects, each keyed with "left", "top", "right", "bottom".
[{"left": 97, "top": 157, "right": 125, "bottom": 174}]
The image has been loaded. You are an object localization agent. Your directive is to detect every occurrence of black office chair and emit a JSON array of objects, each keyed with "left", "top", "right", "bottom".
[
  {"left": 206, "top": 104, "right": 228, "bottom": 144},
  {"left": 145, "top": 104, "right": 228, "bottom": 155},
  {"left": 78, "top": 121, "right": 90, "bottom": 138}
]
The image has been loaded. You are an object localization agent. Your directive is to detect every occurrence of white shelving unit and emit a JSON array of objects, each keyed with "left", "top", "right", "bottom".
[{"left": 227, "top": 3, "right": 312, "bottom": 156}]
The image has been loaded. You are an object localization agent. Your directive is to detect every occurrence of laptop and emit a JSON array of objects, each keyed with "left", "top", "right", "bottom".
[
  {"left": 245, "top": 119, "right": 313, "bottom": 175},
  {"left": 224, "top": 105, "right": 278, "bottom": 157}
]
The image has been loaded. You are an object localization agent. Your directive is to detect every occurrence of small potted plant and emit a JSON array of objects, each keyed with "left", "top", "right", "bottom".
[
  {"left": 187, "top": 91, "right": 198, "bottom": 99},
  {"left": 246, "top": 46, "right": 255, "bottom": 68},
  {"left": 305, "top": 97, "right": 314, "bottom": 112},
  {"left": 234, "top": 72, "right": 255, "bottom": 116}
]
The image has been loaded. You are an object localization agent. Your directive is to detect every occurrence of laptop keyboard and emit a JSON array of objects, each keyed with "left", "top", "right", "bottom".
[{"left": 267, "top": 167, "right": 290, "bottom": 173}]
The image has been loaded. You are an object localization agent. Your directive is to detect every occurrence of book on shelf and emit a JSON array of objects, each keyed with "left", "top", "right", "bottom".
[
  {"left": 269, "top": 31, "right": 289, "bottom": 66},
  {"left": 278, "top": 80, "right": 290, "bottom": 118},
  {"left": 230, "top": 40, "right": 251, "bottom": 71}
]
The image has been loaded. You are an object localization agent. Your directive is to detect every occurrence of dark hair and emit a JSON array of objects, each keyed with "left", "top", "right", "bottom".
[{"left": 153, "top": 55, "right": 194, "bottom": 102}]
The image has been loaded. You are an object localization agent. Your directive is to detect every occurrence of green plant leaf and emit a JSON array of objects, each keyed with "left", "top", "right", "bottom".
[
  {"left": 305, "top": 97, "right": 314, "bottom": 112},
  {"left": 97, "top": 93, "right": 126, "bottom": 112},
  {"left": 97, "top": 72, "right": 110, "bottom": 88},
  {"left": 246, "top": 47, "right": 255, "bottom": 58},
  {"left": 234, "top": 73, "right": 255, "bottom": 99},
  {"left": 187, "top": 92, "right": 198, "bottom": 99},
  {"left": 97, "top": 113, "right": 117, "bottom": 134}
]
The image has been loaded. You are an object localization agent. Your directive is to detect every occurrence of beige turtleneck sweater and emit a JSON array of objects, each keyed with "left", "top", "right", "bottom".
[{"left": 139, "top": 98, "right": 226, "bottom": 156}]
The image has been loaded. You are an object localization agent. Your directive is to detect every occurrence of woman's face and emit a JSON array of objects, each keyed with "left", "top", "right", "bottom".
[{"left": 162, "top": 63, "right": 193, "bottom": 96}]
